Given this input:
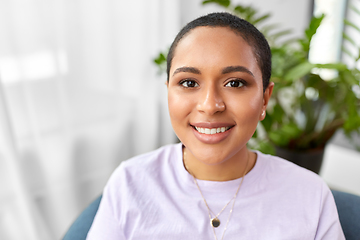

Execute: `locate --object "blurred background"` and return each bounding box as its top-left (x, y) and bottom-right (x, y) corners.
top-left (0, 0), bottom-right (359, 239)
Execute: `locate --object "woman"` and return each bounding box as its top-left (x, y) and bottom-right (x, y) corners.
top-left (87, 12), bottom-right (344, 240)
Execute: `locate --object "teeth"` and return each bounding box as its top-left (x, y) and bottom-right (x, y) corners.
top-left (195, 126), bottom-right (230, 134)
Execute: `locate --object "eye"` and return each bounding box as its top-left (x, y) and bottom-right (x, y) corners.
top-left (180, 80), bottom-right (199, 88)
top-left (225, 79), bottom-right (245, 88)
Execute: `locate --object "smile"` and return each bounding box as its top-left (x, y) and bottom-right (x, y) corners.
top-left (191, 124), bottom-right (234, 144)
top-left (194, 126), bottom-right (231, 134)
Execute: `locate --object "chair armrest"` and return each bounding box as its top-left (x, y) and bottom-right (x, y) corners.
top-left (63, 195), bottom-right (102, 240)
top-left (331, 190), bottom-right (360, 240)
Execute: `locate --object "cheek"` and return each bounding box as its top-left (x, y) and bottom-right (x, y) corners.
top-left (168, 91), bottom-right (192, 124)
top-left (227, 94), bottom-right (263, 128)
top-left (229, 92), bottom-right (263, 113)
top-left (249, 94), bottom-right (263, 110)
top-left (248, 100), bottom-right (263, 121)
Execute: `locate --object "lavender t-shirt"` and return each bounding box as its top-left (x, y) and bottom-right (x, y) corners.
top-left (87, 143), bottom-right (345, 240)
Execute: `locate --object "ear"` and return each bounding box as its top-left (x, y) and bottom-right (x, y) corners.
top-left (165, 80), bottom-right (169, 88)
top-left (259, 82), bottom-right (274, 121)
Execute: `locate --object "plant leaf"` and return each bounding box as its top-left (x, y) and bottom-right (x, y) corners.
top-left (350, 5), bottom-right (360, 16)
top-left (344, 19), bottom-right (360, 33)
top-left (252, 129), bottom-right (258, 138)
top-left (344, 115), bottom-right (360, 133)
top-left (306, 14), bottom-right (325, 41)
top-left (341, 70), bottom-right (359, 85)
top-left (244, 7), bottom-right (256, 21)
top-left (285, 61), bottom-right (314, 81)
top-left (301, 14), bottom-right (325, 52)
top-left (257, 141), bottom-right (276, 155)
top-left (342, 46), bottom-right (355, 59)
top-left (269, 123), bottom-right (302, 146)
top-left (261, 113), bottom-right (273, 131)
top-left (252, 13), bottom-right (271, 25)
top-left (153, 53), bottom-right (167, 65)
top-left (281, 37), bottom-right (300, 46)
top-left (315, 63), bottom-right (347, 71)
top-left (260, 23), bottom-right (279, 33)
top-left (270, 29), bottom-right (292, 41)
top-left (272, 104), bottom-right (285, 123)
top-left (234, 5), bottom-right (246, 14)
top-left (202, 0), bottom-right (230, 7)
top-left (343, 32), bottom-right (357, 47)
top-left (233, 5), bottom-right (258, 23)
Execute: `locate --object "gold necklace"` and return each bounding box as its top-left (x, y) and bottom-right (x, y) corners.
top-left (183, 149), bottom-right (249, 240)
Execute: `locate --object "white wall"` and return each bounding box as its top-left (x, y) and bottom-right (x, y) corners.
top-left (180, 0), bottom-right (313, 39)
top-left (321, 144), bottom-right (360, 195)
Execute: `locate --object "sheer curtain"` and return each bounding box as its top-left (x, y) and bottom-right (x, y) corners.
top-left (342, 0), bottom-right (360, 69)
top-left (0, 0), bottom-right (179, 239)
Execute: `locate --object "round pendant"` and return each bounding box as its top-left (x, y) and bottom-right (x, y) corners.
top-left (211, 217), bottom-right (221, 228)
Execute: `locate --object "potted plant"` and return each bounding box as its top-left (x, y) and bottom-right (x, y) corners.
top-left (154, 0), bottom-right (360, 173)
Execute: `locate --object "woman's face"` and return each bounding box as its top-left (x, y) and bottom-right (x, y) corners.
top-left (167, 26), bottom-right (273, 165)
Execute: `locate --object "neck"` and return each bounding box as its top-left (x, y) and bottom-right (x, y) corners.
top-left (183, 147), bottom-right (256, 181)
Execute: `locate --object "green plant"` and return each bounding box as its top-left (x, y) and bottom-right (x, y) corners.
top-left (154, 0), bottom-right (360, 154)
top-left (249, 5), bottom-right (360, 153)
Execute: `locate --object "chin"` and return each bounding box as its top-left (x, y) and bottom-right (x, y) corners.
top-left (187, 141), bottom-right (246, 165)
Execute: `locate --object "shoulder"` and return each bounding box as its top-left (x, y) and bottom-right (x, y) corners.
top-left (243, 151), bottom-right (344, 239)
top-left (252, 151), bottom-right (331, 205)
top-left (254, 151), bottom-right (340, 220)
top-left (120, 143), bottom-right (180, 171)
top-left (106, 143), bottom-right (182, 189)
top-left (256, 151), bottom-right (325, 186)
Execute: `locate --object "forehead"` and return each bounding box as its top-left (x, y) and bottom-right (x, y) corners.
top-left (170, 26), bottom-right (260, 78)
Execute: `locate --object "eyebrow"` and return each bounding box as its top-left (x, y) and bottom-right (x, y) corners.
top-left (172, 67), bottom-right (201, 76)
top-left (222, 66), bottom-right (254, 77)
top-left (172, 65), bottom-right (255, 77)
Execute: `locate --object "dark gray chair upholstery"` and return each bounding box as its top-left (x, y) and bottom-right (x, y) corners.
top-left (331, 190), bottom-right (360, 240)
top-left (63, 195), bottom-right (102, 240)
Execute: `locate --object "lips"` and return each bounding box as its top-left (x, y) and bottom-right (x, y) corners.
top-left (194, 126), bottom-right (231, 134)
top-left (190, 122), bottom-right (235, 144)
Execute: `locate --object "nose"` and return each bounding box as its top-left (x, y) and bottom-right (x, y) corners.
top-left (196, 85), bottom-right (225, 115)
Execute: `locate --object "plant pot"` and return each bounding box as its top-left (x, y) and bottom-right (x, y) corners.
top-left (275, 147), bottom-right (325, 174)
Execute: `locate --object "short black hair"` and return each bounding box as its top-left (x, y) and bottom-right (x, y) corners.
top-left (167, 12), bottom-right (271, 91)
